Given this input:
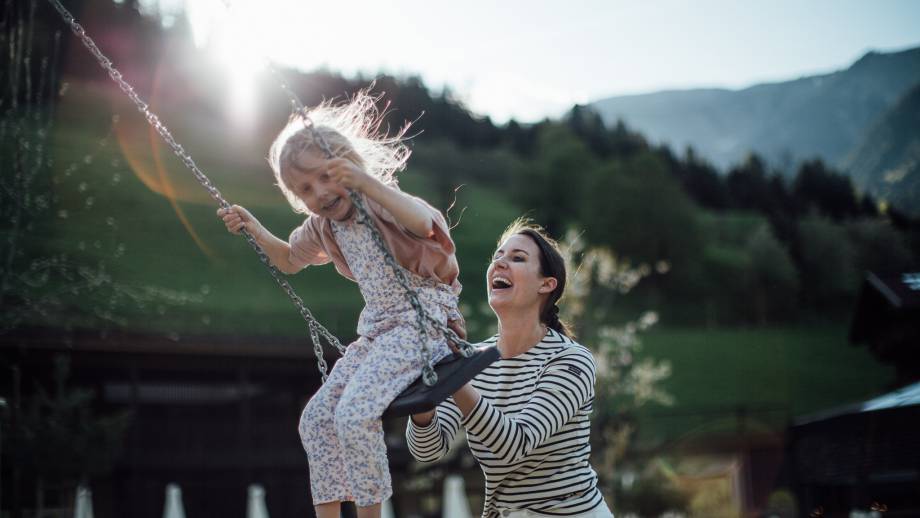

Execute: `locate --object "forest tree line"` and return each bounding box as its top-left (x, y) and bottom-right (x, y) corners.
top-left (13, 0), bottom-right (920, 328)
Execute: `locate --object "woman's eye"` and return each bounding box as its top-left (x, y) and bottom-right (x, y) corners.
top-left (512, 256), bottom-right (525, 262)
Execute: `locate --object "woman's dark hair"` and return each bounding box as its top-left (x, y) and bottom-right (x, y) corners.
top-left (497, 218), bottom-right (573, 337)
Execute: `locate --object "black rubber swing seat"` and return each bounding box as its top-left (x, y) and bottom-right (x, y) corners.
top-left (382, 346), bottom-right (501, 419)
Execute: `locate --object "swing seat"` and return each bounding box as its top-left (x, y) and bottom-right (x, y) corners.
top-left (383, 345), bottom-right (501, 419)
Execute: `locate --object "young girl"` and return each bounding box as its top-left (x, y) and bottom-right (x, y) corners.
top-left (218, 92), bottom-right (462, 518)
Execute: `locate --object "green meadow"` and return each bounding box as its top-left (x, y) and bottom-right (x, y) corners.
top-left (633, 326), bottom-right (893, 446)
top-left (25, 82), bottom-right (519, 339)
top-left (15, 81), bottom-right (895, 445)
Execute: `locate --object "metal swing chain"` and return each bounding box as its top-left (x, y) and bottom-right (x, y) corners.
top-left (291, 102), bottom-right (478, 386)
top-left (258, 56), bottom-right (478, 386)
top-left (50, 0), bottom-right (476, 386)
top-left (46, 0), bottom-right (346, 382)
top-left (214, 0), bottom-right (477, 384)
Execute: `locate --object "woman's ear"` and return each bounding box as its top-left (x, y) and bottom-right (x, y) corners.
top-left (538, 277), bottom-right (558, 294)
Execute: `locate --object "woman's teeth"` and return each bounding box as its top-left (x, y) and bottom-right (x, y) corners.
top-left (491, 277), bottom-right (512, 289)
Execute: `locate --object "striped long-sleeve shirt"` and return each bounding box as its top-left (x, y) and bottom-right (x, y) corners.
top-left (406, 329), bottom-right (605, 517)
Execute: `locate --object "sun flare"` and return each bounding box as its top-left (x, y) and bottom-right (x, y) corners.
top-left (187, 0), bottom-right (276, 127)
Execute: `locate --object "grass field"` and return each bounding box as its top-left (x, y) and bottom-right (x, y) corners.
top-left (12, 83), bottom-right (895, 453)
top-left (631, 326), bottom-right (894, 447)
top-left (14, 81), bottom-right (521, 338)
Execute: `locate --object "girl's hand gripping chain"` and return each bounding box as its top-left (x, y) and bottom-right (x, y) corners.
top-left (447, 314), bottom-right (468, 351)
top-left (326, 157), bottom-right (373, 192)
top-left (217, 206), bottom-right (299, 274)
top-left (218, 205), bottom-right (266, 239)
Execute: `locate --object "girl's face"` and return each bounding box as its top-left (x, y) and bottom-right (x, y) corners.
top-left (283, 150), bottom-right (354, 221)
top-left (487, 233), bottom-right (557, 316)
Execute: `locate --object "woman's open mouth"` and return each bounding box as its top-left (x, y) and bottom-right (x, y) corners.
top-left (490, 276), bottom-right (513, 290)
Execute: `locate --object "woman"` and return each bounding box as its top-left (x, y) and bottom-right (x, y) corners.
top-left (407, 219), bottom-right (614, 517)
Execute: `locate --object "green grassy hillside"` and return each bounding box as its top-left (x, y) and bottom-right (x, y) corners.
top-left (23, 82), bottom-right (521, 338)
top-left (10, 82), bottom-right (897, 458)
top-left (632, 326), bottom-right (893, 446)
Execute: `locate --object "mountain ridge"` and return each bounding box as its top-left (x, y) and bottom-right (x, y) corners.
top-left (843, 83), bottom-right (920, 215)
top-left (590, 46), bottom-right (920, 172)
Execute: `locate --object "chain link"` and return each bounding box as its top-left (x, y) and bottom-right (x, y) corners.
top-left (46, 0), bottom-right (345, 382)
top-left (49, 0), bottom-right (475, 387)
top-left (278, 68), bottom-right (477, 386)
top-left (215, 0), bottom-right (478, 384)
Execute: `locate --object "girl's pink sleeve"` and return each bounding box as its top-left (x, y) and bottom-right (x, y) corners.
top-left (370, 195), bottom-right (455, 254)
top-left (426, 207), bottom-right (456, 254)
top-left (288, 217), bottom-right (331, 270)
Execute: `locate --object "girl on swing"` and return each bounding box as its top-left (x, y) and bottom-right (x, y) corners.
top-left (218, 91), bottom-right (464, 518)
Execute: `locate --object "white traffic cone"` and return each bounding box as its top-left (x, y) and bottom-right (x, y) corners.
top-left (73, 485), bottom-right (94, 518)
top-left (442, 475), bottom-right (471, 518)
top-left (381, 498), bottom-right (395, 518)
top-left (246, 484), bottom-right (270, 518)
top-left (163, 483), bottom-right (186, 518)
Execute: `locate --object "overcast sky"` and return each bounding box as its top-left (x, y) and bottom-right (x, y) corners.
top-left (151, 0), bottom-right (920, 122)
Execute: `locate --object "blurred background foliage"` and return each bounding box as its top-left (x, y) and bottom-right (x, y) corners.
top-left (2, 1), bottom-right (918, 515)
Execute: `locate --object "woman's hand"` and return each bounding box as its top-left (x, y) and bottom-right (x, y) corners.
top-left (410, 409), bottom-right (435, 427)
top-left (451, 382), bottom-right (481, 418)
top-left (327, 158), bottom-right (373, 192)
top-left (217, 205), bottom-right (265, 239)
top-left (411, 315), bottom-right (467, 426)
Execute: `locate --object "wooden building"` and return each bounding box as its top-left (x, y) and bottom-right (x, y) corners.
top-left (789, 382), bottom-right (920, 517)
top-left (788, 271), bottom-right (920, 517)
top-left (1, 326), bottom-right (486, 518)
top-left (2, 326), bottom-right (330, 517)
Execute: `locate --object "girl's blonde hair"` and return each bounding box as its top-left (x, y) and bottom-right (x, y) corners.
top-left (268, 89), bottom-right (411, 214)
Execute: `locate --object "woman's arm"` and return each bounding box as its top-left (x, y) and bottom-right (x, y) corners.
top-left (457, 348), bottom-right (596, 465)
top-left (406, 401), bottom-right (464, 463)
top-left (451, 383), bottom-right (481, 416)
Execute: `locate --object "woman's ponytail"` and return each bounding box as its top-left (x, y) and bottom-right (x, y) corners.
top-left (541, 302), bottom-right (572, 337)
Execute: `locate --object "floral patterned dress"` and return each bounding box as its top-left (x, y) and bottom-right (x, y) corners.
top-left (298, 215), bottom-right (457, 507)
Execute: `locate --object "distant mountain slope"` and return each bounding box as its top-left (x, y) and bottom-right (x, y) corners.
top-left (843, 84), bottom-right (920, 215)
top-left (590, 47), bottom-right (920, 170)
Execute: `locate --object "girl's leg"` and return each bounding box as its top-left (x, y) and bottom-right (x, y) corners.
top-left (299, 338), bottom-right (371, 507)
top-left (355, 503), bottom-right (381, 518)
top-left (334, 326), bottom-right (449, 508)
top-left (314, 502), bottom-right (343, 518)
top-left (316, 500), bottom-right (381, 518)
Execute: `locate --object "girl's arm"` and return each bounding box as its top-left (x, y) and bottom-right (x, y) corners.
top-left (327, 159), bottom-right (434, 238)
top-left (217, 205), bottom-right (301, 274)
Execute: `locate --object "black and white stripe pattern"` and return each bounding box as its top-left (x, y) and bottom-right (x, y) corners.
top-left (407, 329), bottom-right (605, 517)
